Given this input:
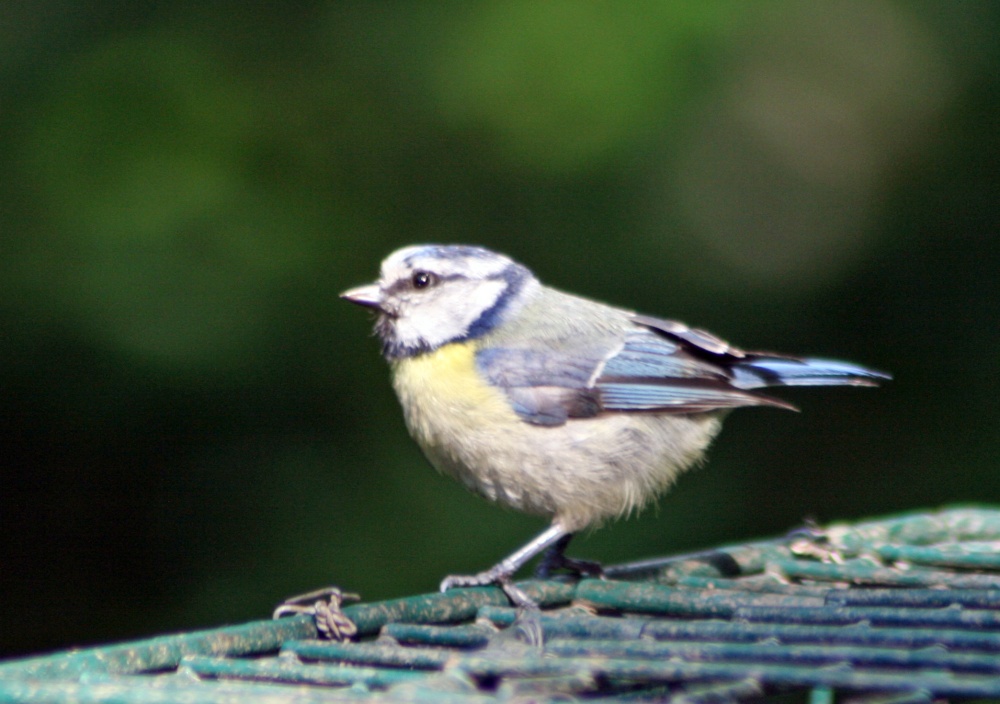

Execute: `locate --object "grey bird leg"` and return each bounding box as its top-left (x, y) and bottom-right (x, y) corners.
top-left (440, 523), bottom-right (569, 608)
top-left (534, 532), bottom-right (605, 579)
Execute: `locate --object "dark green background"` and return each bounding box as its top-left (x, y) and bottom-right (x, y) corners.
top-left (3, 2), bottom-right (998, 657)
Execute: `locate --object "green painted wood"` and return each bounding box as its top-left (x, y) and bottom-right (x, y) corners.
top-left (4, 507), bottom-right (1000, 702)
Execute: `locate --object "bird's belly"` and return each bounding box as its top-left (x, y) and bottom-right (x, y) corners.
top-left (391, 343), bottom-right (722, 531)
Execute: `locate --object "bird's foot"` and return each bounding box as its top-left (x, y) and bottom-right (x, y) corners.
top-left (441, 569), bottom-right (539, 611)
top-left (506, 601), bottom-right (543, 648)
top-left (533, 532), bottom-right (604, 580)
top-left (440, 565), bottom-right (509, 592)
top-left (441, 572), bottom-right (543, 647)
top-left (535, 553), bottom-right (604, 580)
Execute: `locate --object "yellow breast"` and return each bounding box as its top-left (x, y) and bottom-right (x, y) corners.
top-left (390, 341), bottom-right (520, 446)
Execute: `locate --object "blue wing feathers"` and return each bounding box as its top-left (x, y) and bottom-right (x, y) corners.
top-left (600, 331), bottom-right (720, 380)
top-left (599, 381), bottom-right (793, 413)
top-left (477, 318), bottom-right (888, 426)
top-left (477, 347), bottom-right (603, 425)
top-left (477, 347), bottom-right (594, 388)
top-left (595, 328), bottom-right (794, 413)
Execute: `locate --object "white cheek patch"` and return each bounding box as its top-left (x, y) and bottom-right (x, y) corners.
top-left (452, 278), bottom-right (508, 328)
top-left (396, 278), bottom-right (508, 350)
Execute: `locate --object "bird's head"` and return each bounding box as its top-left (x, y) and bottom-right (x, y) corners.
top-left (341, 244), bottom-right (536, 359)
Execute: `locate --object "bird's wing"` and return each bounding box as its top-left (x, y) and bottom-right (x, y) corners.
top-left (475, 346), bottom-right (604, 426)
top-left (593, 318), bottom-right (795, 415)
top-left (633, 314), bottom-right (890, 390)
top-left (476, 316), bottom-right (791, 427)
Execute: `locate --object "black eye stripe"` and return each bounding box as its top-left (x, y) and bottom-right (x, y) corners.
top-left (385, 269), bottom-right (508, 298)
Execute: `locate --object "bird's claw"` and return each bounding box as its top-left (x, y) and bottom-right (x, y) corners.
top-left (535, 554), bottom-right (605, 580)
top-left (440, 567), bottom-right (507, 592)
top-left (441, 570), bottom-right (540, 611)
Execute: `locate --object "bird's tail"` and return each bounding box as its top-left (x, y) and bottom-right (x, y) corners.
top-left (731, 356), bottom-right (891, 390)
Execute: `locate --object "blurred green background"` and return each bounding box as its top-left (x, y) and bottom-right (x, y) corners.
top-left (2, 1), bottom-right (998, 657)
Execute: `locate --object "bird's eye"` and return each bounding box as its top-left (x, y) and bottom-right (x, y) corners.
top-left (411, 270), bottom-right (436, 289)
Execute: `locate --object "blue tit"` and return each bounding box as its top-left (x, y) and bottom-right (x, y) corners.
top-left (342, 244), bottom-right (889, 607)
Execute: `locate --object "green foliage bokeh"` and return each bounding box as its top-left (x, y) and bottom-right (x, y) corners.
top-left (2, 1), bottom-right (999, 656)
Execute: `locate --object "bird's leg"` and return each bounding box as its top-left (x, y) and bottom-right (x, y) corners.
top-left (440, 523), bottom-right (569, 607)
top-left (534, 532), bottom-right (605, 579)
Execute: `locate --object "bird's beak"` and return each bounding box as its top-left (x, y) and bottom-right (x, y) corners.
top-left (340, 283), bottom-right (384, 311)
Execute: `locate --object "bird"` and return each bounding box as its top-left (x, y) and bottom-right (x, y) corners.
top-left (341, 244), bottom-right (889, 608)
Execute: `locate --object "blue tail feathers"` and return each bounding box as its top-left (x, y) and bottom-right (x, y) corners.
top-left (732, 357), bottom-right (891, 390)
